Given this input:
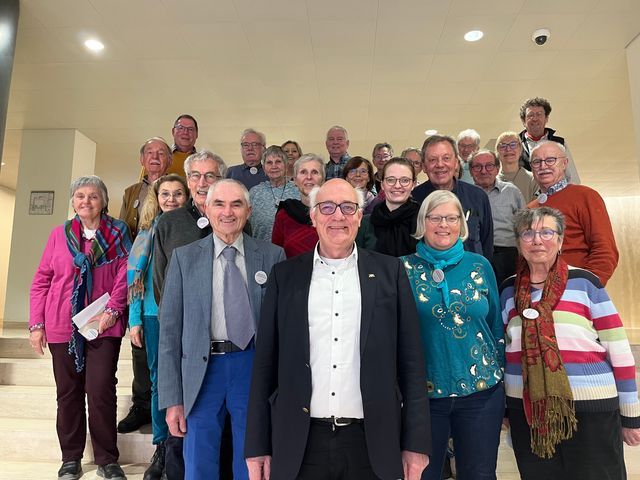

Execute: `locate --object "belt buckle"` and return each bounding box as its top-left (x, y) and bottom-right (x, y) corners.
top-left (333, 417), bottom-right (350, 427)
top-left (211, 340), bottom-right (226, 355)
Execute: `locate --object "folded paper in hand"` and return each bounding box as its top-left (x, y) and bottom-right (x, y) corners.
top-left (72, 292), bottom-right (110, 340)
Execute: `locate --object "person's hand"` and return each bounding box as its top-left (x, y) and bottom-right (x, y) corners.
top-left (502, 418), bottom-right (510, 430)
top-left (29, 329), bottom-right (47, 355)
top-left (623, 427), bottom-right (640, 446)
top-left (166, 405), bottom-right (187, 437)
top-left (130, 326), bottom-right (143, 348)
top-left (402, 450), bottom-right (429, 480)
top-left (94, 311), bottom-right (117, 334)
top-left (246, 455), bottom-right (271, 480)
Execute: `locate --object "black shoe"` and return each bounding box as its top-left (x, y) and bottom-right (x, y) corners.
top-left (117, 405), bottom-right (151, 433)
top-left (143, 442), bottom-right (166, 480)
top-left (58, 460), bottom-right (82, 480)
top-left (97, 463), bottom-right (127, 480)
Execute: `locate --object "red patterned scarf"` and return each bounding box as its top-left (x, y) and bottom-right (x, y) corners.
top-left (514, 256), bottom-right (577, 458)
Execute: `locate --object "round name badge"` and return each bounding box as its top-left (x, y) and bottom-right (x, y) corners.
top-left (197, 217), bottom-right (210, 229)
top-left (250, 167), bottom-right (258, 175)
top-left (431, 268), bottom-right (445, 283)
top-left (522, 308), bottom-right (539, 320)
top-left (133, 199), bottom-right (140, 209)
top-left (254, 271), bottom-right (268, 285)
top-left (537, 193), bottom-right (548, 204)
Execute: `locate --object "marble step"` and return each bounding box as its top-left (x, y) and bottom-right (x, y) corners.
top-left (0, 461), bottom-right (149, 480)
top-left (0, 417), bottom-right (155, 463)
top-left (0, 357), bottom-right (135, 387)
top-left (0, 385), bottom-right (134, 420)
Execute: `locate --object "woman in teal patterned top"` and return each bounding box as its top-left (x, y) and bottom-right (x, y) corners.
top-left (401, 190), bottom-right (505, 480)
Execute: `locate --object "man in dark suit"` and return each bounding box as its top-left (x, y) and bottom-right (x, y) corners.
top-left (158, 179), bottom-right (285, 479)
top-left (245, 179), bottom-right (431, 480)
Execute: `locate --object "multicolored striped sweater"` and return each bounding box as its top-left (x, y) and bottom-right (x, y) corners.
top-left (500, 267), bottom-right (640, 428)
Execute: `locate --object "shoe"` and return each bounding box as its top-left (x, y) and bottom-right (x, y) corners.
top-left (97, 463), bottom-right (127, 480)
top-left (58, 460), bottom-right (82, 480)
top-left (143, 442), bottom-right (166, 480)
top-left (117, 405), bottom-right (151, 433)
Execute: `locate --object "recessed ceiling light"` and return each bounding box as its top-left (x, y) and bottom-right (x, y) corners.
top-left (424, 129), bottom-right (438, 136)
top-left (464, 30), bottom-right (483, 42)
top-left (1, 162), bottom-right (6, 166)
top-left (84, 39), bottom-right (104, 52)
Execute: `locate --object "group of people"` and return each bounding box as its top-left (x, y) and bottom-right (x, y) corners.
top-left (27, 96), bottom-right (639, 480)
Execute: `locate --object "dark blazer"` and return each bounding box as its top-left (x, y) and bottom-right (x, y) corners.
top-left (245, 247), bottom-right (431, 480)
top-left (157, 233), bottom-right (285, 416)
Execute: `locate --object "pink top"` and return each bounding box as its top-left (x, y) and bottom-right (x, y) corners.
top-left (30, 225), bottom-right (128, 343)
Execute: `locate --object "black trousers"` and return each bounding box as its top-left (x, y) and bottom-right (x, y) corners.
top-left (296, 421), bottom-right (380, 480)
top-left (131, 341), bottom-right (152, 409)
top-left (509, 407), bottom-right (626, 480)
top-left (491, 246), bottom-right (519, 287)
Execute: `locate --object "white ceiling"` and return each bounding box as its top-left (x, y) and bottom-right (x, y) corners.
top-left (2, 0), bottom-right (640, 206)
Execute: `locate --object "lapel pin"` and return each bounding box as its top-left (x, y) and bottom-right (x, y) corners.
top-left (368, 273), bottom-right (375, 278)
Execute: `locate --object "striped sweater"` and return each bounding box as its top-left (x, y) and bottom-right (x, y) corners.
top-left (500, 267), bottom-right (640, 428)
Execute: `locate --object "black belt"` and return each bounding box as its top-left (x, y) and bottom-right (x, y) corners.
top-left (210, 340), bottom-right (245, 355)
top-left (311, 417), bottom-right (364, 430)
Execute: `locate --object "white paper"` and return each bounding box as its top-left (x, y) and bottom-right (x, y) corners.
top-left (72, 292), bottom-right (110, 340)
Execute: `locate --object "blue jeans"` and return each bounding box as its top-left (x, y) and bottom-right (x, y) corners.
top-left (183, 348), bottom-right (254, 480)
top-left (142, 315), bottom-right (169, 445)
top-left (422, 382), bottom-right (505, 480)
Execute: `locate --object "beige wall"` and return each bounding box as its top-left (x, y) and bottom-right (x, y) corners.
top-left (0, 187), bottom-right (15, 321)
top-left (627, 34), bottom-right (640, 169)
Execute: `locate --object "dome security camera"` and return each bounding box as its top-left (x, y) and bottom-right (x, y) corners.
top-left (532, 28), bottom-right (550, 46)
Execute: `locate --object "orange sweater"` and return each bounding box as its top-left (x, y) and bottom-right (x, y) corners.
top-left (528, 184), bottom-right (618, 285)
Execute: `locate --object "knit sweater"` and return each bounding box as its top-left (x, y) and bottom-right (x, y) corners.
top-left (528, 184), bottom-right (619, 286)
top-left (271, 207), bottom-right (318, 258)
top-left (500, 267), bottom-right (640, 428)
top-left (248, 181), bottom-right (300, 241)
top-left (401, 251), bottom-right (504, 399)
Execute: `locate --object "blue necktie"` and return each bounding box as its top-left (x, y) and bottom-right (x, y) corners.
top-left (221, 246), bottom-right (254, 349)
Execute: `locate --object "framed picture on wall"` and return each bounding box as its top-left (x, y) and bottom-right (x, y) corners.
top-left (29, 190), bottom-right (55, 215)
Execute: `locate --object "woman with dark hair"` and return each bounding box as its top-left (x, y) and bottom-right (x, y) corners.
top-left (281, 140), bottom-right (303, 179)
top-left (500, 207), bottom-right (640, 480)
top-left (356, 157), bottom-right (420, 256)
top-left (341, 156), bottom-right (377, 214)
top-left (127, 174), bottom-right (189, 480)
top-left (272, 153), bottom-right (324, 257)
top-left (30, 175), bottom-right (131, 480)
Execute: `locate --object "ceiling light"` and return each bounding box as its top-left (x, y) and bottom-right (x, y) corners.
top-left (464, 30), bottom-right (483, 42)
top-left (84, 39), bottom-right (104, 52)
top-left (424, 129), bottom-right (438, 136)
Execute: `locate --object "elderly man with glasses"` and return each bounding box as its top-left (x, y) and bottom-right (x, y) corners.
top-left (469, 150), bottom-right (526, 285)
top-left (527, 141), bottom-right (618, 286)
top-left (245, 178), bottom-right (431, 480)
top-left (226, 128), bottom-right (269, 190)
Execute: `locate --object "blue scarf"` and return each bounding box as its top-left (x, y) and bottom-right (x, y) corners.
top-left (415, 238), bottom-right (465, 307)
top-left (65, 214), bottom-right (131, 372)
top-left (127, 217), bottom-right (159, 304)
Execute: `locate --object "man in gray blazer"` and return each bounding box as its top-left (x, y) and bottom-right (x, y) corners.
top-left (158, 179), bottom-right (285, 480)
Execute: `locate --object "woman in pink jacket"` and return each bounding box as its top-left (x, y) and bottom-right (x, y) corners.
top-left (29, 175), bottom-right (131, 480)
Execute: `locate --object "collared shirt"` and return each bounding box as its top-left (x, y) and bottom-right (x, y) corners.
top-left (484, 180), bottom-right (525, 247)
top-left (325, 154), bottom-right (351, 180)
top-left (308, 244), bottom-right (363, 418)
top-left (211, 234), bottom-right (248, 341)
top-left (226, 164), bottom-right (268, 191)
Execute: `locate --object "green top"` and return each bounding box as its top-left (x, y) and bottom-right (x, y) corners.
top-left (401, 251), bottom-right (504, 398)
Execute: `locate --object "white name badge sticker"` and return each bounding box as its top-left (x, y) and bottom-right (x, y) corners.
top-left (250, 167), bottom-right (258, 175)
top-left (255, 271), bottom-right (268, 285)
top-left (522, 308), bottom-right (539, 319)
top-left (197, 217), bottom-right (210, 229)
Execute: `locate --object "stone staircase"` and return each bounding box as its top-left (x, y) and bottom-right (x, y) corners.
top-left (0, 322), bottom-right (154, 479)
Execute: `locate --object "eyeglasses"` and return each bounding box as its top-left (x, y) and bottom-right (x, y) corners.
top-left (174, 124), bottom-right (196, 133)
top-left (519, 228), bottom-right (558, 243)
top-left (347, 168), bottom-right (369, 177)
top-left (530, 156), bottom-right (564, 168)
top-left (314, 201), bottom-right (360, 216)
top-left (525, 111), bottom-right (546, 119)
top-left (159, 191), bottom-right (185, 200)
top-left (497, 141), bottom-right (519, 151)
top-left (241, 142), bottom-right (264, 149)
top-left (426, 215), bottom-right (461, 225)
top-left (470, 163), bottom-right (497, 173)
top-left (384, 176), bottom-right (413, 187)
top-left (188, 171), bottom-right (222, 183)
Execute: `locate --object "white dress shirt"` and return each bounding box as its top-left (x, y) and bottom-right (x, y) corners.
top-left (308, 244), bottom-right (363, 419)
top-left (211, 234), bottom-right (248, 341)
